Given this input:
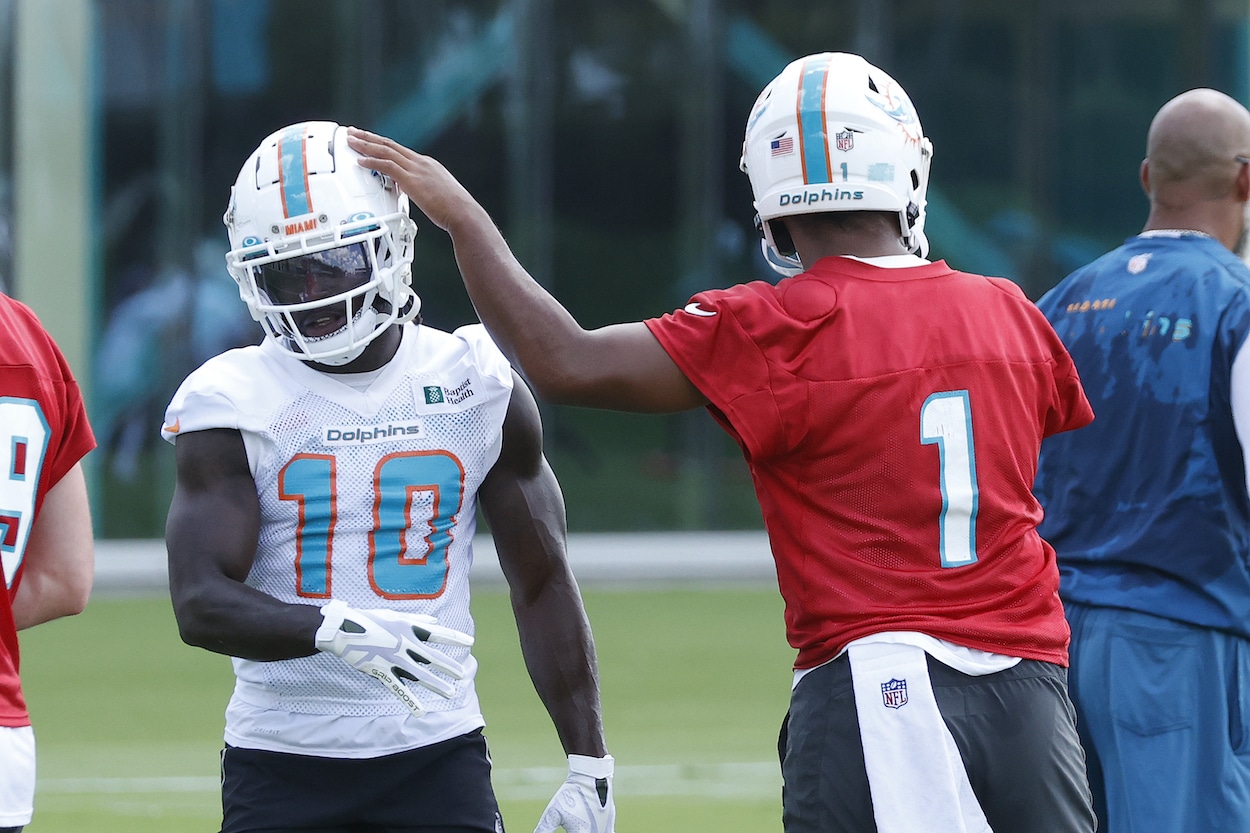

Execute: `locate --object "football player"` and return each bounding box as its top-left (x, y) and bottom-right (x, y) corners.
top-left (349, 52), bottom-right (1097, 833)
top-left (163, 121), bottom-right (614, 833)
top-left (0, 294), bottom-right (95, 833)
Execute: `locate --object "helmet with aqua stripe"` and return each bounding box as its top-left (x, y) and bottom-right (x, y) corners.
top-left (740, 53), bottom-right (933, 276)
top-left (223, 121), bottom-right (419, 366)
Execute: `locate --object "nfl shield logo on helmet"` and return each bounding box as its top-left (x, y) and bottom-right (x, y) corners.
top-left (835, 129), bottom-right (855, 151)
top-left (881, 678), bottom-right (908, 709)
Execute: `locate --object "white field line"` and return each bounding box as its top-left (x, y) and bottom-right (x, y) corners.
top-left (39, 761), bottom-right (781, 800)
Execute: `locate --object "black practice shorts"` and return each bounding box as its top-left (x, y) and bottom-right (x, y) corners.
top-left (779, 653), bottom-right (1095, 833)
top-left (220, 728), bottom-right (504, 833)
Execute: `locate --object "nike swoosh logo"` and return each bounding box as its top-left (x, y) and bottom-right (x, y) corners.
top-left (683, 302), bottom-right (716, 317)
top-left (162, 418), bottom-right (181, 434)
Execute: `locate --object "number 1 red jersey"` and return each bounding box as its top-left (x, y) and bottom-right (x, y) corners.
top-left (645, 256), bottom-right (1092, 669)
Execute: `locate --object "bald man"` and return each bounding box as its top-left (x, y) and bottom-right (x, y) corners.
top-left (1034, 87), bottom-right (1250, 833)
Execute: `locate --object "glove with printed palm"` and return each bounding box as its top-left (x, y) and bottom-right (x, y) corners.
top-left (314, 599), bottom-right (474, 717)
top-left (534, 754), bottom-right (616, 833)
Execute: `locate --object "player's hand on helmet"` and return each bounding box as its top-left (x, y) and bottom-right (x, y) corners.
top-left (534, 754), bottom-right (616, 833)
top-left (345, 127), bottom-right (476, 233)
top-left (314, 599), bottom-right (474, 717)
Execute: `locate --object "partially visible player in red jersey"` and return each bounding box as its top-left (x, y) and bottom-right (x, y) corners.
top-left (0, 293), bottom-right (95, 832)
top-left (349, 52), bottom-right (1096, 833)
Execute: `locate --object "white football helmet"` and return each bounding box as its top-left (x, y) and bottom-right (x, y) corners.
top-left (223, 120), bottom-right (419, 366)
top-left (740, 52), bottom-right (934, 276)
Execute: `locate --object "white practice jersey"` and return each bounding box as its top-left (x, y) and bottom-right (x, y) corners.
top-left (162, 323), bottom-right (513, 757)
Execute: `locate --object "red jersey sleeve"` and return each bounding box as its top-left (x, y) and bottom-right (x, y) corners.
top-left (645, 284), bottom-right (801, 460)
top-left (1046, 339), bottom-right (1095, 437)
top-left (987, 277), bottom-right (1094, 438)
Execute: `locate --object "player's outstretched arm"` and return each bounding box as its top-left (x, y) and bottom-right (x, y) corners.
top-left (12, 462), bottom-right (93, 629)
top-left (347, 127), bottom-right (704, 415)
top-left (479, 375), bottom-right (616, 831)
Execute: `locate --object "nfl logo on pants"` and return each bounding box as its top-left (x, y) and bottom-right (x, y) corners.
top-left (881, 678), bottom-right (908, 709)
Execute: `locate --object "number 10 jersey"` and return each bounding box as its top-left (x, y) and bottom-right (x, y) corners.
top-left (162, 322), bottom-right (513, 757)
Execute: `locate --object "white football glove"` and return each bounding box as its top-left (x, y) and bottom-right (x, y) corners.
top-left (314, 599), bottom-right (474, 717)
top-left (534, 754), bottom-right (616, 833)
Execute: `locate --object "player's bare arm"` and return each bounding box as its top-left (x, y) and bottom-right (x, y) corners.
top-left (478, 373), bottom-right (608, 758)
top-left (347, 127), bottom-right (706, 414)
top-left (166, 427), bottom-right (324, 659)
top-left (11, 462), bottom-right (93, 629)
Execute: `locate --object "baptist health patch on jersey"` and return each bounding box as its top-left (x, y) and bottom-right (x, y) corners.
top-left (413, 368), bottom-right (485, 413)
top-left (320, 365), bottom-right (491, 443)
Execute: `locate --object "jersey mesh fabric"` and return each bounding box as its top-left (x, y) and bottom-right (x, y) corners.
top-left (646, 257), bottom-right (1092, 670)
top-left (0, 296), bottom-right (96, 727)
top-left (163, 323), bottom-right (511, 752)
top-left (244, 387), bottom-right (490, 716)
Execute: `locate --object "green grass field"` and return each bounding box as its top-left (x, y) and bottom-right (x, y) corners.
top-left (19, 584), bottom-right (793, 832)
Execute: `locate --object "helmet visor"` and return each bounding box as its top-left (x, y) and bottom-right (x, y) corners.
top-left (256, 242), bottom-right (373, 307)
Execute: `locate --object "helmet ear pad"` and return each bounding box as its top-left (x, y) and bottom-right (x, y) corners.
top-left (768, 219), bottom-right (797, 259)
top-left (753, 213), bottom-right (804, 277)
top-left (754, 213), bottom-right (797, 258)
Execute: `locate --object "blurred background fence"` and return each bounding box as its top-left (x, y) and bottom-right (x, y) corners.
top-left (3, 0), bottom-right (1249, 545)
top-left (91, 531), bottom-right (777, 595)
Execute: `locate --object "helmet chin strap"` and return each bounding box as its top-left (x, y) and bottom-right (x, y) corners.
top-left (312, 341), bottom-right (370, 367)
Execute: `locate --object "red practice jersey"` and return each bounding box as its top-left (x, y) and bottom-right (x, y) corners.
top-left (0, 295), bottom-right (95, 726)
top-left (646, 257), bottom-right (1092, 669)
